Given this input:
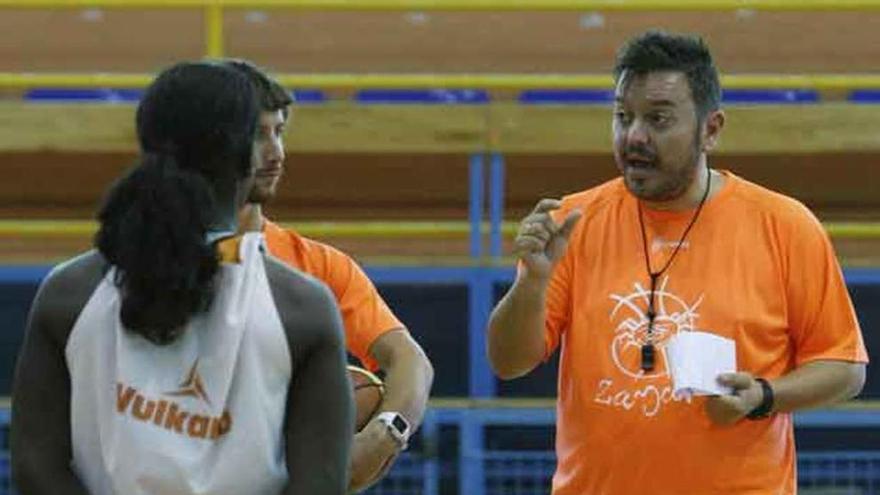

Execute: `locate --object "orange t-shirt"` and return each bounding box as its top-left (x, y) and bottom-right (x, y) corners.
top-left (263, 220), bottom-right (405, 370)
top-left (543, 171), bottom-right (868, 495)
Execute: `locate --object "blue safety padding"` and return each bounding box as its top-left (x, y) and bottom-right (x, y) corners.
top-left (25, 88), bottom-right (143, 102)
top-left (354, 89), bottom-right (490, 104)
top-left (112, 89), bottom-right (145, 101)
top-left (519, 89), bottom-right (819, 105)
top-left (721, 89), bottom-right (819, 104)
top-left (22, 87), bottom-right (822, 105)
top-left (519, 89), bottom-right (614, 104)
top-left (291, 89), bottom-right (325, 104)
top-left (849, 90), bottom-right (880, 103)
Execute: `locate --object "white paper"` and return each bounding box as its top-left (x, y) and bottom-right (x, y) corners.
top-left (666, 331), bottom-right (736, 398)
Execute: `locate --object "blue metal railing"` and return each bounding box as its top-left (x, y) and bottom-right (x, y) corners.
top-left (2, 406), bottom-right (878, 495)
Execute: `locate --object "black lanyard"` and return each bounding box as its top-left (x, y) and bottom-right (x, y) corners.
top-left (636, 167), bottom-right (712, 372)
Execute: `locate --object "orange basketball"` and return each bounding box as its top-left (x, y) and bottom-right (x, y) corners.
top-left (348, 365), bottom-right (385, 431)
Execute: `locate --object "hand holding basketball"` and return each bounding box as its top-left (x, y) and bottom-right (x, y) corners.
top-left (347, 365), bottom-right (401, 493)
top-left (348, 365), bottom-right (384, 431)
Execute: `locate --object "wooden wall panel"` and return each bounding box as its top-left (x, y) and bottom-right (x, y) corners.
top-left (1, 149), bottom-right (877, 263)
top-left (0, 9), bottom-right (204, 72)
top-left (503, 153), bottom-right (880, 220)
top-left (224, 11), bottom-right (880, 74)
top-left (4, 103), bottom-right (880, 154)
top-left (1, 9), bottom-right (879, 74)
top-left (1, 151), bottom-right (877, 221)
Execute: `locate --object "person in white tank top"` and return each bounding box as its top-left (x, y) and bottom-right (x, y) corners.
top-left (11, 61), bottom-right (354, 495)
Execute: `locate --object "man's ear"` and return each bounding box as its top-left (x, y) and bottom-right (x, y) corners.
top-left (701, 109), bottom-right (726, 152)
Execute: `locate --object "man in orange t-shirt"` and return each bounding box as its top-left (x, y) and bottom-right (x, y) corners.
top-left (226, 60), bottom-right (434, 493)
top-left (488, 32), bottom-right (868, 495)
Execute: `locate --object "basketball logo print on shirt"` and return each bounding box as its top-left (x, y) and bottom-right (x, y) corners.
top-left (609, 276), bottom-right (703, 379)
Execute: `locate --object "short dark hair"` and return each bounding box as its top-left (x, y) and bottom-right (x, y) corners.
top-left (613, 31), bottom-right (721, 118)
top-left (223, 59), bottom-right (293, 118)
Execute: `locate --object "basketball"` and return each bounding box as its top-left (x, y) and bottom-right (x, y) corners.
top-left (348, 365), bottom-right (385, 431)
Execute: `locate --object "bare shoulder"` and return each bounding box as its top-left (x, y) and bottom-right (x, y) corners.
top-left (31, 250), bottom-right (107, 344)
top-left (263, 254), bottom-right (336, 312)
top-left (263, 255), bottom-right (343, 350)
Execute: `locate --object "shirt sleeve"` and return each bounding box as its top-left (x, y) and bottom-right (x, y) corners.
top-left (311, 243), bottom-right (405, 371)
top-left (541, 206), bottom-right (577, 360)
top-left (784, 205), bottom-right (868, 366)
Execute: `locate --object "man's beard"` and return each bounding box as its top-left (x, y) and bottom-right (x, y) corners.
top-left (625, 130), bottom-right (703, 202)
top-left (634, 157), bottom-right (698, 202)
top-left (247, 185), bottom-right (273, 204)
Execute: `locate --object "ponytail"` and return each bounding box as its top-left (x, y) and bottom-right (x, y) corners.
top-left (96, 152), bottom-right (219, 344)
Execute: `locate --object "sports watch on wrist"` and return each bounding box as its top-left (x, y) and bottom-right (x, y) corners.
top-left (746, 377), bottom-right (775, 420)
top-left (376, 411), bottom-right (411, 449)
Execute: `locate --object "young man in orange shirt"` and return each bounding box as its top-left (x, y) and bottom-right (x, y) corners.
top-left (488, 31), bottom-right (867, 494)
top-left (226, 60), bottom-right (434, 493)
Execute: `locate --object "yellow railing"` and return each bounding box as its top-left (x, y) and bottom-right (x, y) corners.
top-left (2, 0), bottom-right (880, 90)
top-left (4, 72), bottom-right (880, 90)
top-left (0, 220), bottom-right (470, 238)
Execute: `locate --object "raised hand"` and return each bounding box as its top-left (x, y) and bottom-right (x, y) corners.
top-left (513, 199), bottom-right (583, 281)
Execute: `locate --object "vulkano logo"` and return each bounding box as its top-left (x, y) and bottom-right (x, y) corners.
top-left (165, 359), bottom-right (213, 406)
top-left (116, 359), bottom-right (232, 440)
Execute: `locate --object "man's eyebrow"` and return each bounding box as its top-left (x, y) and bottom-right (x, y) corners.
top-left (645, 98), bottom-right (677, 107)
top-left (613, 97), bottom-right (677, 107)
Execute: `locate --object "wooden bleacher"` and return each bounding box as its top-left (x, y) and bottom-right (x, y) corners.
top-left (2, 6), bottom-right (880, 263)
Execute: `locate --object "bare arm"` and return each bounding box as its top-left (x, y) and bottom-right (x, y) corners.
top-left (348, 330), bottom-right (434, 493)
top-left (488, 275), bottom-right (553, 379)
top-left (771, 360), bottom-right (865, 411)
top-left (12, 257), bottom-right (99, 494)
top-left (369, 329), bottom-right (433, 429)
top-left (487, 199), bottom-right (582, 380)
top-left (280, 279), bottom-right (354, 495)
top-left (707, 360), bottom-right (866, 425)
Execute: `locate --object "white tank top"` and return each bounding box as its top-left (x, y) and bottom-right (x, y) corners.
top-left (66, 233), bottom-right (291, 495)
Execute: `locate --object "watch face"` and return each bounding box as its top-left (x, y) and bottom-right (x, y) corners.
top-left (391, 415), bottom-right (408, 434)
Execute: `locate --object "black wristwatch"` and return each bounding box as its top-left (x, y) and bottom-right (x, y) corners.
top-left (746, 377), bottom-right (775, 420)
